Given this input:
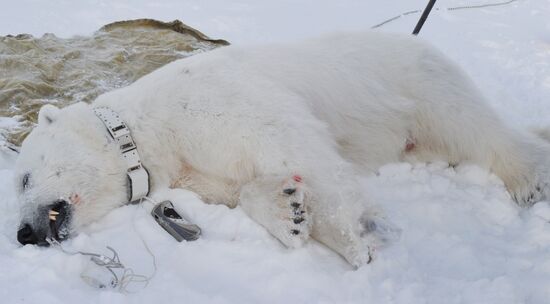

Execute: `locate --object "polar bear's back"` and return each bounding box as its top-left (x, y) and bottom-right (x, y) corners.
top-left (94, 31), bottom-right (475, 172)
top-left (101, 30), bottom-right (445, 118)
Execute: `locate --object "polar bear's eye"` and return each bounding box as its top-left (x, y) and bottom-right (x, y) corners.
top-left (22, 173), bottom-right (30, 191)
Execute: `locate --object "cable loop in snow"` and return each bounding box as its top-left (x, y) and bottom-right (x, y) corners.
top-left (46, 203), bottom-right (158, 293)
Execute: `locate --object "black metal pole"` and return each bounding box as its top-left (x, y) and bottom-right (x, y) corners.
top-left (412, 0), bottom-right (437, 35)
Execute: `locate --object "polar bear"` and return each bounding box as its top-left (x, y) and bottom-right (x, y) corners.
top-left (14, 31), bottom-right (550, 267)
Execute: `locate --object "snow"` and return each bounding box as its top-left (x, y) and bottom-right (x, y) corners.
top-left (1, 0), bottom-right (550, 303)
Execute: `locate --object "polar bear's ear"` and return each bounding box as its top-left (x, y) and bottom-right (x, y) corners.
top-left (38, 104), bottom-right (60, 125)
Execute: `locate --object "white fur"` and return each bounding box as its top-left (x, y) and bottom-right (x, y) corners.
top-left (15, 31), bottom-right (550, 267)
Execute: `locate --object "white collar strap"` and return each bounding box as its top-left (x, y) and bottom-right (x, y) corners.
top-left (93, 107), bottom-right (150, 204)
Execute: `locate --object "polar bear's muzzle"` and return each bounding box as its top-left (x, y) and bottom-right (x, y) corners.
top-left (17, 200), bottom-right (72, 246)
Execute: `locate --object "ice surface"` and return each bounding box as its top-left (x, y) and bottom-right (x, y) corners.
top-left (0, 19), bottom-right (227, 145)
top-left (0, 1), bottom-right (549, 303)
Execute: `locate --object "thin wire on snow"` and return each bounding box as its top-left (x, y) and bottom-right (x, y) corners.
top-left (371, 0), bottom-right (519, 29)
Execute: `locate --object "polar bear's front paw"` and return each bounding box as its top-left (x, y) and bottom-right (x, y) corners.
top-left (279, 175), bottom-right (311, 247)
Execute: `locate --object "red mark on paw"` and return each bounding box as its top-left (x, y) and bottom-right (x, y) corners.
top-left (293, 175), bottom-right (302, 183)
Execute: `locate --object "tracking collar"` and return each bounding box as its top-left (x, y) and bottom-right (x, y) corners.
top-left (93, 107), bottom-right (150, 204)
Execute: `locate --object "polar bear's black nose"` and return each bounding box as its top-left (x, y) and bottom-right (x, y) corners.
top-left (17, 224), bottom-right (38, 245)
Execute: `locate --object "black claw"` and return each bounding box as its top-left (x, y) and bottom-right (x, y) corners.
top-left (290, 202), bottom-right (300, 208)
top-left (291, 229), bottom-right (300, 235)
top-left (283, 188), bottom-right (297, 195)
top-left (293, 217), bottom-right (305, 224)
top-left (367, 254), bottom-right (373, 264)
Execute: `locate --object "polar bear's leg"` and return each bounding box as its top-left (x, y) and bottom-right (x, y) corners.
top-left (239, 174), bottom-right (311, 248)
top-left (403, 50), bottom-right (550, 206)
top-left (411, 123), bottom-right (550, 206)
top-left (239, 172), bottom-right (389, 267)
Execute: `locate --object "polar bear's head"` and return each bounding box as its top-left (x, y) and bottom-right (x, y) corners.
top-left (15, 103), bottom-right (129, 245)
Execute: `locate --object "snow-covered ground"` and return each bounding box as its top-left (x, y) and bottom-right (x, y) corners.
top-left (1, 0), bottom-right (550, 303)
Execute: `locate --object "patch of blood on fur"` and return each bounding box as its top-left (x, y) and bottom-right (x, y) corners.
top-left (405, 138), bottom-right (416, 152)
top-left (293, 175), bottom-right (302, 183)
top-left (69, 193), bottom-right (81, 205)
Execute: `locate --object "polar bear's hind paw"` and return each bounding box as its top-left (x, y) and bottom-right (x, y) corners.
top-left (512, 183), bottom-right (545, 207)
